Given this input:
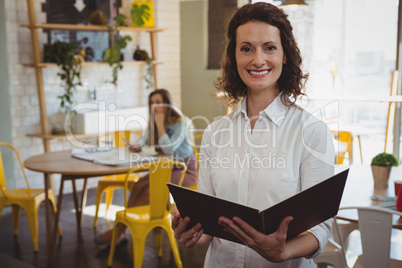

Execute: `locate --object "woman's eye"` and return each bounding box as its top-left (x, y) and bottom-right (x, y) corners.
top-left (266, 46), bottom-right (277, 52)
top-left (240, 46), bottom-right (252, 52)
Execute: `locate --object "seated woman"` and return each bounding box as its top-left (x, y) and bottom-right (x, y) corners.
top-left (95, 88), bottom-right (197, 245)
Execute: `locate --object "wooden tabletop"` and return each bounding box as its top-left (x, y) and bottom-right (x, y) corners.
top-left (23, 149), bottom-right (171, 262)
top-left (336, 165), bottom-right (402, 229)
top-left (24, 149), bottom-right (163, 178)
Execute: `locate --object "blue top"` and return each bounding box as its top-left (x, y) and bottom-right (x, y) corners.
top-left (140, 116), bottom-right (194, 160)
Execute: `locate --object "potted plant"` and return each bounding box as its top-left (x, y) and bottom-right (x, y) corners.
top-left (102, 14), bottom-right (133, 85)
top-left (133, 45), bottom-right (153, 90)
top-left (371, 152), bottom-right (399, 188)
top-left (44, 41), bottom-right (84, 111)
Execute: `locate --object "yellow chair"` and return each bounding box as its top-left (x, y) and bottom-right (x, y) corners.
top-left (332, 130), bottom-right (354, 165)
top-left (93, 130), bottom-right (142, 228)
top-left (108, 160), bottom-right (187, 268)
top-left (187, 133), bottom-right (203, 191)
top-left (0, 142), bottom-right (62, 252)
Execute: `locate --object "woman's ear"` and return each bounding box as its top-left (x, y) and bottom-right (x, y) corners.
top-left (283, 54), bottom-right (287, 64)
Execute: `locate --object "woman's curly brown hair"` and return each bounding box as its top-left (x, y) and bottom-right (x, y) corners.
top-left (215, 2), bottom-right (308, 107)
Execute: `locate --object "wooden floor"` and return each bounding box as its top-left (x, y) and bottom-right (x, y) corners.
top-left (2, 186), bottom-right (402, 268)
top-left (0, 187), bottom-right (209, 268)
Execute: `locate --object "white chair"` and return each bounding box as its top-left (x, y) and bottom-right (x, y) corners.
top-left (340, 206), bottom-right (402, 268)
top-left (314, 217), bottom-right (349, 268)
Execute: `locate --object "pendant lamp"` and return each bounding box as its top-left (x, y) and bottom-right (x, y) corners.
top-left (280, 0), bottom-right (308, 6)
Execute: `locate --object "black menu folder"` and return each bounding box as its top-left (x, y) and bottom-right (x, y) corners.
top-left (167, 169), bottom-right (349, 244)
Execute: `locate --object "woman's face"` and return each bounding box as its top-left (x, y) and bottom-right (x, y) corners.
top-left (235, 21), bottom-right (286, 94)
top-left (150, 93), bottom-right (166, 113)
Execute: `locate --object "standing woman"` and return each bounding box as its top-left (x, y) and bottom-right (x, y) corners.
top-left (172, 3), bottom-right (335, 267)
top-left (95, 89), bottom-right (197, 245)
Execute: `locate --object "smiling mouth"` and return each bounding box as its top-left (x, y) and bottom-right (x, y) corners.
top-left (248, 69), bottom-right (271, 76)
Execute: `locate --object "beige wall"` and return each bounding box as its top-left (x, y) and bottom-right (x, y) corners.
top-left (180, 0), bottom-right (225, 134)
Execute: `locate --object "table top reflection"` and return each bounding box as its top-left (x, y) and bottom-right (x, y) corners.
top-left (336, 165), bottom-right (402, 229)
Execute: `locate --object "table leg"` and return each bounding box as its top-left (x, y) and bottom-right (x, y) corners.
top-left (43, 174), bottom-right (51, 260)
top-left (49, 176), bottom-right (65, 261)
top-left (71, 180), bottom-right (80, 230)
top-left (71, 178), bottom-right (89, 230)
top-left (80, 178), bottom-right (88, 223)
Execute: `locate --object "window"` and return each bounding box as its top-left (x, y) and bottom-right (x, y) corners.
top-left (253, 0), bottom-right (399, 163)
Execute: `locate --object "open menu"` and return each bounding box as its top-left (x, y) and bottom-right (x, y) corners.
top-left (168, 169), bottom-right (349, 244)
top-left (71, 148), bottom-right (158, 166)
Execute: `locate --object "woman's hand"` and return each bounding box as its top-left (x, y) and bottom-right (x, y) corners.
top-left (154, 111), bottom-right (165, 128)
top-left (153, 110), bottom-right (166, 139)
top-left (128, 143), bottom-right (141, 153)
top-left (218, 215), bottom-right (294, 263)
top-left (172, 209), bottom-right (204, 248)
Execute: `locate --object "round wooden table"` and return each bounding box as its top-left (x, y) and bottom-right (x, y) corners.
top-left (24, 150), bottom-right (135, 177)
top-left (24, 149), bottom-right (165, 262)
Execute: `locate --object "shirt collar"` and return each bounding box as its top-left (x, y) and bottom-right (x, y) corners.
top-left (261, 93), bottom-right (289, 127)
top-left (232, 93), bottom-right (289, 127)
top-left (231, 97), bottom-right (246, 119)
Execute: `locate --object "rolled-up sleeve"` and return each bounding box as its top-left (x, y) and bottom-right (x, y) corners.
top-left (306, 218), bottom-right (332, 258)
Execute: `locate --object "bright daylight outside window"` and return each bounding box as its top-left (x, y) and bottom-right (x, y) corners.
top-left (253, 0), bottom-right (399, 164)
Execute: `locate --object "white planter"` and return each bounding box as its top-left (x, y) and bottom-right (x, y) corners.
top-left (48, 111), bottom-right (69, 134)
top-left (371, 165), bottom-right (391, 189)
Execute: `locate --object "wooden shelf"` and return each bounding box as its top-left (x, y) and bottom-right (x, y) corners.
top-left (24, 0), bottom-right (163, 147)
top-left (23, 60), bottom-right (163, 68)
top-left (27, 133), bottom-right (98, 140)
top-left (21, 23), bottom-right (166, 32)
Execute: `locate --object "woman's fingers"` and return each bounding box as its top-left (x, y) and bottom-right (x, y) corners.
top-left (184, 228), bottom-right (204, 248)
top-left (276, 216), bottom-right (293, 239)
top-left (128, 143), bottom-right (141, 152)
top-left (172, 214), bottom-right (203, 246)
top-left (231, 216), bottom-right (261, 244)
top-left (173, 216), bottom-right (190, 237)
top-left (218, 215), bottom-right (294, 248)
top-left (171, 210), bottom-right (181, 230)
top-left (177, 222), bottom-right (202, 244)
top-left (219, 216), bottom-right (249, 244)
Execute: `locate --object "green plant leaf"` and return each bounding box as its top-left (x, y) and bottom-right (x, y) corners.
top-left (130, 4), bottom-right (151, 26)
top-left (115, 14), bottom-right (128, 27)
top-left (103, 48), bottom-right (111, 62)
top-left (371, 152), bottom-right (399, 167)
top-left (117, 35), bottom-right (133, 49)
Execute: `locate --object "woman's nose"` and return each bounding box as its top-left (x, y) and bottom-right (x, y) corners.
top-left (252, 50), bottom-right (265, 67)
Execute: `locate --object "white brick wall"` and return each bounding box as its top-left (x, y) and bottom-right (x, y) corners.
top-left (4, 0), bottom-right (181, 193)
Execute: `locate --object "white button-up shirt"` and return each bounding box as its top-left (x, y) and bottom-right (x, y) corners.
top-left (198, 95), bottom-right (335, 268)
